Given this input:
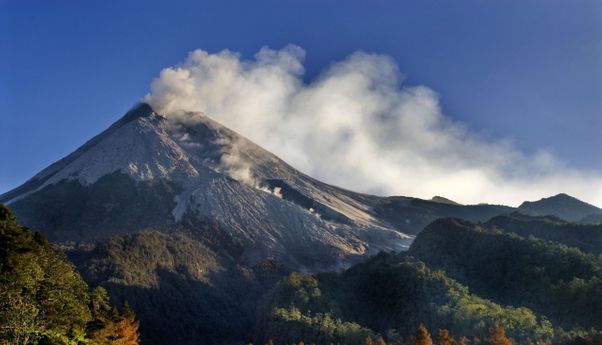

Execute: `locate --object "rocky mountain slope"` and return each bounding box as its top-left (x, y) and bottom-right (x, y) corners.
top-left (2, 103), bottom-right (538, 271)
top-left (2, 103), bottom-right (413, 271)
top-left (518, 193), bottom-right (602, 223)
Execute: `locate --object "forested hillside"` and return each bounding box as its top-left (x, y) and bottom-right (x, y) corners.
top-left (409, 218), bottom-right (602, 329)
top-left (484, 212), bottom-right (602, 255)
top-left (254, 215), bottom-right (602, 345)
top-left (255, 252), bottom-right (552, 345)
top-left (0, 204), bottom-right (139, 345)
top-left (69, 223), bottom-right (289, 345)
top-left (3, 200), bottom-right (602, 345)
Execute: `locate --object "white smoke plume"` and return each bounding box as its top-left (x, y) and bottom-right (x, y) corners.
top-left (216, 136), bottom-right (283, 198)
top-left (216, 137), bottom-right (256, 186)
top-left (145, 45), bottom-right (602, 207)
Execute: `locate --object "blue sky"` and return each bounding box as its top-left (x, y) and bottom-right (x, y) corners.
top-left (1, 0), bottom-right (601, 197)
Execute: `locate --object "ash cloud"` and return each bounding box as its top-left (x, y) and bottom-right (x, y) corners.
top-left (145, 45), bottom-right (602, 207)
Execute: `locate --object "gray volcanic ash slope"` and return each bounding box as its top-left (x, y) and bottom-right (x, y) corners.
top-left (5, 104), bottom-right (598, 270)
top-left (2, 103), bottom-right (411, 271)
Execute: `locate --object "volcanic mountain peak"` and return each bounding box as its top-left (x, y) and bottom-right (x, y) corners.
top-left (7, 103), bottom-right (598, 271)
top-left (4, 103), bottom-right (288, 204)
top-left (1, 105), bottom-right (195, 203)
top-left (2, 103), bottom-right (412, 270)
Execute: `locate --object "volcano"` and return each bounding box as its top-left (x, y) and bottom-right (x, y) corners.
top-left (2, 103), bottom-right (415, 271)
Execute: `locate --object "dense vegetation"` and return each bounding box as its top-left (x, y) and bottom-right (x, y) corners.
top-left (69, 222), bottom-right (288, 345)
top-left (0, 204), bottom-right (139, 345)
top-left (3, 197), bottom-right (601, 345)
top-left (409, 218), bottom-right (602, 330)
top-left (255, 253), bottom-right (553, 345)
top-left (255, 215), bottom-right (602, 345)
top-left (257, 323), bottom-right (602, 345)
top-left (484, 213), bottom-right (602, 255)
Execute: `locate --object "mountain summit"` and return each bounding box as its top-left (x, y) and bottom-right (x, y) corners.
top-left (4, 104), bottom-right (600, 272)
top-left (518, 193), bottom-right (602, 223)
top-left (2, 103), bottom-right (412, 270)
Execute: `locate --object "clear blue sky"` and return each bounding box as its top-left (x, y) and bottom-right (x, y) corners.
top-left (1, 0), bottom-right (601, 194)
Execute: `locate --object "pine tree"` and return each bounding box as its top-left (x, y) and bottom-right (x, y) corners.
top-left (485, 325), bottom-right (513, 345)
top-left (456, 336), bottom-right (469, 345)
top-left (412, 324), bottom-right (433, 345)
top-left (114, 306), bottom-right (140, 345)
top-left (87, 305), bottom-right (140, 345)
top-left (438, 330), bottom-right (454, 345)
top-left (375, 336), bottom-right (387, 345)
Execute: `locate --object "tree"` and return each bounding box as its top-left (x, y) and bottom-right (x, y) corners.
top-left (0, 204), bottom-right (140, 345)
top-left (0, 204), bottom-right (91, 344)
top-left (412, 324), bottom-right (433, 345)
top-left (114, 306), bottom-right (140, 345)
top-left (375, 336), bottom-right (387, 345)
top-left (456, 337), bottom-right (469, 345)
top-left (438, 330), bottom-right (454, 345)
top-left (88, 305), bottom-right (140, 345)
top-left (90, 286), bottom-right (112, 318)
top-left (363, 336), bottom-right (375, 345)
top-left (485, 325), bottom-right (513, 345)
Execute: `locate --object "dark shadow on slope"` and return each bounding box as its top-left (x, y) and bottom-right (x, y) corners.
top-left (372, 197), bottom-right (514, 234)
top-left (68, 227), bottom-right (292, 345)
top-left (484, 212), bottom-right (602, 255)
top-left (102, 266), bottom-right (285, 345)
top-left (9, 172), bottom-right (181, 242)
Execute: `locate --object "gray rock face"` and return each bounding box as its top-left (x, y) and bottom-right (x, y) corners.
top-left (2, 103), bottom-right (411, 271)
